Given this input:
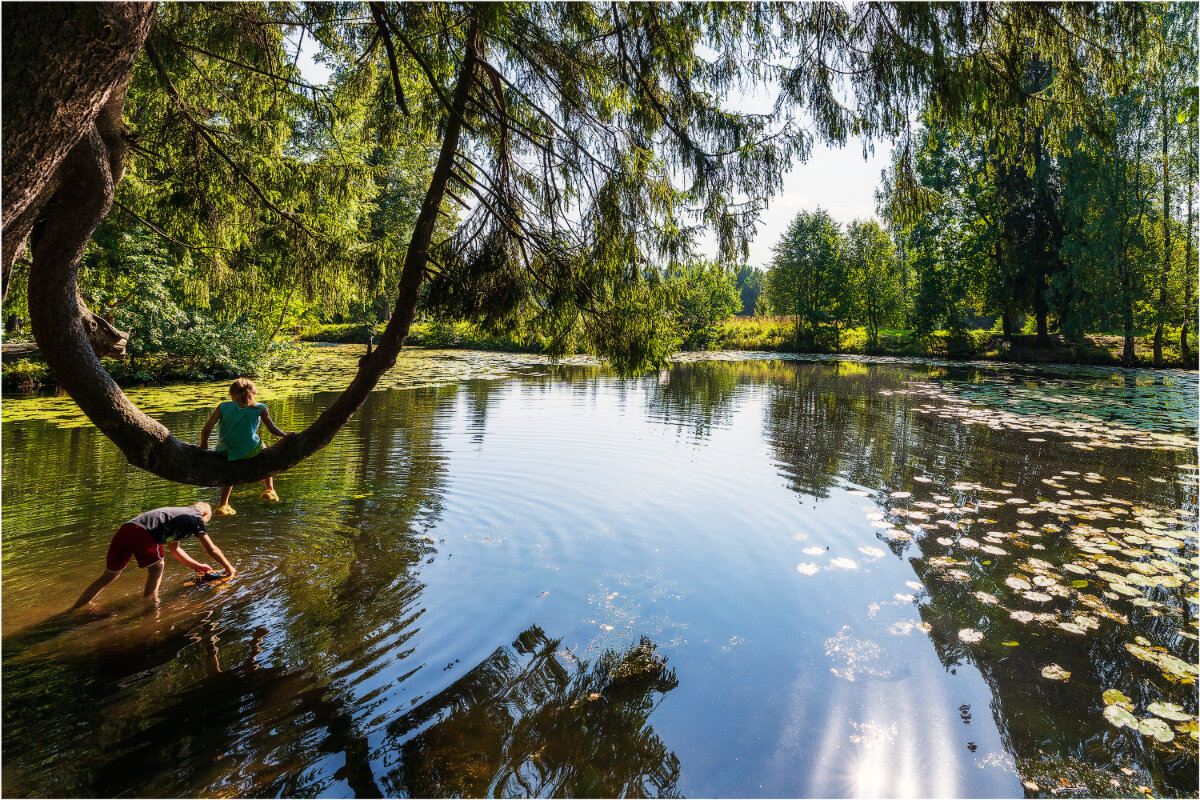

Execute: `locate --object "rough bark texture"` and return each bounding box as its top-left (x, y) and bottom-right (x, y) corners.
top-left (27, 10), bottom-right (482, 486)
top-left (1184, 183), bottom-right (1194, 363)
top-left (1153, 96), bottom-right (1169, 368)
top-left (2, 3), bottom-right (154, 249)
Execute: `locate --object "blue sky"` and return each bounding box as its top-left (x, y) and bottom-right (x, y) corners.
top-left (296, 38), bottom-right (890, 272)
top-left (708, 139), bottom-right (892, 270)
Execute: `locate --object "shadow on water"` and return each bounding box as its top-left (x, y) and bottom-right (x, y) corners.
top-left (383, 628), bottom-right (680, 798)
top-left (2, 354), bottom-right (1196, 797)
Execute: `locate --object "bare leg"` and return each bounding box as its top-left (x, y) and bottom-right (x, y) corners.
top-left (143, 560), bottom-right (165, 603)
top-left (73, 569), bottom-right (122, 609)
top-left (263, 476), bottom-right (275, 492)
top-left (218, 486), bottom-right (233, 506)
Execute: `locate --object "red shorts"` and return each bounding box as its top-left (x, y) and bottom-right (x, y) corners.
top-left (106, 523), bottom-right (165, 571)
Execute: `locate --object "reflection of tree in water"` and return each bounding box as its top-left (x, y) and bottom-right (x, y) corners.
top-left (646, 361), bottom-right (746, 440)
top-left (382, 627), bottom-right (681, 798)
top-left (750, 357), bottom-right (1196, 794)
top-left (884, 428), bottom-right (1196, 794)
top-left (763, 361), bottom-right (925, 498)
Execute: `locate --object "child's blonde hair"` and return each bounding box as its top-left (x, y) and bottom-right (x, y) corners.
top-left (230, 377), bottom-right (257, 402)
top-left (191, 501), bottom-right (212, 515)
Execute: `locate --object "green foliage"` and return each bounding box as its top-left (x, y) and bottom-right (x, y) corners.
top-left (845, 220), bottom-right (902, 347)
top-left (765, 209), bottom-right (850, 350)
top-left (298, 322), bottom-right (384, 345)
top-left (734, 266), bottom-right (764, 317)
top-left (20, 2), bottom-right (1178, 382)
top-left (665, 260), bottom-right (741, 349)
top-left (81, 229), bottom-right (280, 378)
top-left (1, 359), bottom-right (47, 390)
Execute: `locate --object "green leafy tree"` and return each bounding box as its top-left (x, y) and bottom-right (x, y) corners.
top-left (665, 259), bottom-right (740, 348)
top-left (1150, 2), bottom-right (1198, 365)
top-left (734, 265), bottom-right (764, 317)
top-left (845, 219), bottom-right (900, 347)
top-left (1060, 95), bottom-right (1159, 366)
top-left (765, 208), bottom-right (849, 350)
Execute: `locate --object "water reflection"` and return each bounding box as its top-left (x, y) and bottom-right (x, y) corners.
top-left (2, 355), bottom-right (1196, 797)
top-left (383, 627), bottom-right (680, 797)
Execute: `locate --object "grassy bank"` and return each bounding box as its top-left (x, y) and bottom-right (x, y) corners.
top-left (708, 317), bottom-right (1199, 369)
top-left (6, 317), bottom-right (1195, 393)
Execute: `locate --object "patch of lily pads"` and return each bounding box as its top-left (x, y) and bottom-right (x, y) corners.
top-left (1, 346), bottom-right (603, 429)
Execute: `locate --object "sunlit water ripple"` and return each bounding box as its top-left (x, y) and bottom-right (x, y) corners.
top-left (2, 354), bottom-right (1196, 798)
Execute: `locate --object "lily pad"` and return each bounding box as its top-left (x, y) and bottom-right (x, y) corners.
top-left (1102, 689), bottom-right (1133, 707)
top-left (1137, 717), bottom-right (1175, 743)
top-left (1104, 704), bottom-right (1139, 729)
top-left (1147, 701), bottom-right (1192, 722)
top-left (1125, 643), bottom-right (1199, 682)
top-left (958, 628), bottom-right (983, 643)
top-left (1041, 664), bottom-right (1071, 681)
top-left (1005, 576), bottom-right (1032, 592)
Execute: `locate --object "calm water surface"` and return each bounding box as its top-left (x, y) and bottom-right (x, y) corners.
top-left (2, 353), bottom-right (1197, 798)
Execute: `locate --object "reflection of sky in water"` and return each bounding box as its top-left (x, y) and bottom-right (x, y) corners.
top-left (1, 354), bottom-right (1195, 798)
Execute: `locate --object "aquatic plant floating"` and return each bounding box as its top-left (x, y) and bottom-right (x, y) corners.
top-left (1041, 664), bottom-right (1071, 680)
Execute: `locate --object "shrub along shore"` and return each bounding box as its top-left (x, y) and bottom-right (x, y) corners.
top-left (3, 317), bottom-right (1195, 393)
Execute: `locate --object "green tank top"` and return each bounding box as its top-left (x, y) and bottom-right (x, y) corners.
top-left (215, 401), bottom-right (264, 460)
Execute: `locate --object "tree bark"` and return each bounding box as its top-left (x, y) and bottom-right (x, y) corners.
top-left (27, 10), bottom-right (482, 486)
top-left (1154, 89), bottom-right (1170, 367)
top-left (1121, 264), bottom-right (1136, 367)
top-left (1031, 118), bottom-right (1052, 347)
top-left (1184, 180), bottom-right (1194, 362)
top-left (3, 3), bottom-right (154, 279)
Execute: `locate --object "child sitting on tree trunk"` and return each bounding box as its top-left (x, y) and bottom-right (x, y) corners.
top-left (73, 502), bottom-right (233, 609)
top-left (200, 378), bottom-right (294, 515)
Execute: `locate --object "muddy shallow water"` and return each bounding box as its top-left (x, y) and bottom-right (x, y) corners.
top-left (2, 351), bottom-right (1196, 797)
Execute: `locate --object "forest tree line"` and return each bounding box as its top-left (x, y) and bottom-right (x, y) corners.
top-left (755, 4), bottom-right (1197, 367)
top-left (6, 4), bottom-right (1193, 381)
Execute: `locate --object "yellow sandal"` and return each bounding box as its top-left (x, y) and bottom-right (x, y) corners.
top-left (260, 489), bottom-right (280, 502)
top-left (215, 504), bottom-right (237, 516)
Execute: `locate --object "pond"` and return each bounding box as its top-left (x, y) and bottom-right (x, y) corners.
top-left (2, 351), bottom-right (1197, 798)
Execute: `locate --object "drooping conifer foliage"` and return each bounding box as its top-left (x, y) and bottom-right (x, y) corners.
top-left (0, 2), bottom-right (1162, 485)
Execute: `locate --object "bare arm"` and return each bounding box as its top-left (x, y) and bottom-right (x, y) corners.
top-left (169, 541), bottom-right (212, 574)
top-left (259, 406), bottom-right (292, 438)
top-left (199, 406), bottom-right (221, 450)
top-left (197, 533), bottom-right (236, 576)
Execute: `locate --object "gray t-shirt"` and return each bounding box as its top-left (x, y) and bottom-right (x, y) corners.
top-left (127, 506), bottom-right (207, 544)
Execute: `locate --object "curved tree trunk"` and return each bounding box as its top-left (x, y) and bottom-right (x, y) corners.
top-left (2, 3), bottom-right (155, 274)
top-left (27, 10), bottom-right (482, 487)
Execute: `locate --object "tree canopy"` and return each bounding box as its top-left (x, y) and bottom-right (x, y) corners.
top-left (1, 1), bottom-right (1164, 485)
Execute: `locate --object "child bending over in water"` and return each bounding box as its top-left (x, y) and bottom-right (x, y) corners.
top-left (73, 502), bottom-right (234, 608)
top-left (200, 377), bottom-right (294, 515)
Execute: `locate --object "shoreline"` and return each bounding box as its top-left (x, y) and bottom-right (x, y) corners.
top-left (3, 338), bottom-right (1195, 397)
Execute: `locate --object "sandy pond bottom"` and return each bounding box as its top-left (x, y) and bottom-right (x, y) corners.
top-left (1, 350), bottom-right (1196, 798)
